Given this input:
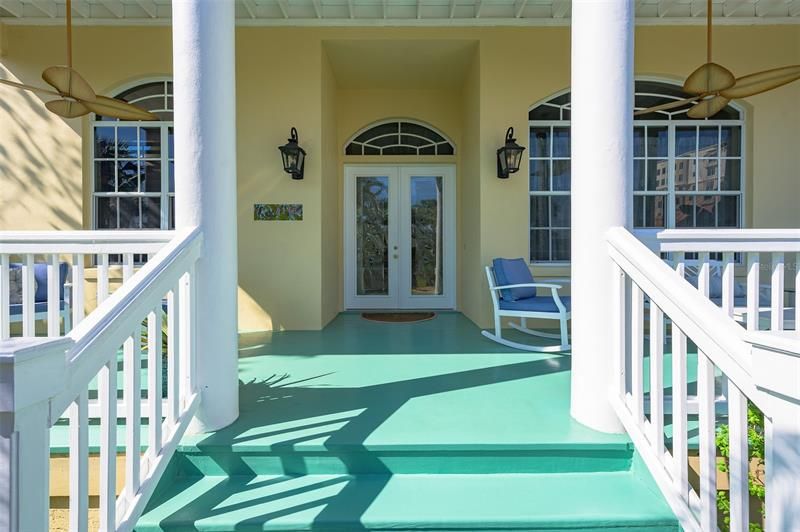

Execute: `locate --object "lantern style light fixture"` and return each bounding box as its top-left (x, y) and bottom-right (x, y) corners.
top-left (278, 127), bottom-right (306, 180)
top-left (496, 127), bottom-right (526, 179)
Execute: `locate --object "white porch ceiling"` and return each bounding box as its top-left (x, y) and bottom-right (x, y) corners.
top-left (1, 0), bottom-right (799, 25)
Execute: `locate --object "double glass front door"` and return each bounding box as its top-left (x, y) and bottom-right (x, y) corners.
top-left (344, 165), bottom-right (456, 310)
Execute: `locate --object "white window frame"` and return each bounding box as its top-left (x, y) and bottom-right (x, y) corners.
top-left (528, 82), bottom-right (746, 265)
top-left (90, 79), bottom-right (174, 231)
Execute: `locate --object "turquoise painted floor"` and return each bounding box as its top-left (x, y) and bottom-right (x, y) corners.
top-left (138, 313), bottom-right (679, 531)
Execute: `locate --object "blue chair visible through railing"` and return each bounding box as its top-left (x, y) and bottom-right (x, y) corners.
top-left (482, 258), bottom-right (571, 352)
top-left (8, 262), bottom-right (71, 334)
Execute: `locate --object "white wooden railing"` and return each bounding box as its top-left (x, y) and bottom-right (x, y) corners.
top-left (658, 229), bottom-right (800, 332)
top-left (608, 227), bottom-right (800, 532)
top-left (0, 227), bottom-right (202, 531)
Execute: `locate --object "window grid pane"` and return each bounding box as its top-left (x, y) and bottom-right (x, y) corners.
top-left (530, 81), bottom-right (743, 263)
top-left (93, 111), bottom-right (174, 229)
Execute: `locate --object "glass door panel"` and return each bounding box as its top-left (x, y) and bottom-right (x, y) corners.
top-left (356, 176), bottom-right (390, 296)
top-left (398, 167), bottom-right (456, 309)
top-left (409, 176), bottom-right (444, 296)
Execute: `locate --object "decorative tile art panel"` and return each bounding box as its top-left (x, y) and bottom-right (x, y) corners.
top-left (254, 203), bottom-right (303, 221)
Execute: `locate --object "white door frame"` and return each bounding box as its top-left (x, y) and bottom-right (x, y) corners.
top-left (344, 164), bottom-right (457, 310)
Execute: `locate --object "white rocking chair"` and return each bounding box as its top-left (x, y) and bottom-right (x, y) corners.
top-left (481, 259), bottom-right (571, 353)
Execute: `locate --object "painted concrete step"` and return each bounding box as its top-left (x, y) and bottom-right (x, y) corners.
top-left (136, 472), bottom-right (679, 531)
top-left (172, 443), bottom-right (635, 476)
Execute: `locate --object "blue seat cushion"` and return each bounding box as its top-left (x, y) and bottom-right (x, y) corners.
top-left (9, 262), bottom-right (69, 302)
top-left (499, 296), bottom-right (570, 313)
top-left (9, 301), bottom-right (66, 316)
top-left (492, 258), bottom-right (536, 301)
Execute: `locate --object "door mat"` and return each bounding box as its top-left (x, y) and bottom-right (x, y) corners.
top-left (361, 312), bottom-right (436, 323)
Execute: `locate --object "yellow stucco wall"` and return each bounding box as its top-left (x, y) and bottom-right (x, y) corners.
top-left (1, 25), bottom-right (798, 330)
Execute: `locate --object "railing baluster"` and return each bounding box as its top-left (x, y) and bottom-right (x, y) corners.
top-left (148, 305), bottom-right (163, 454)
top-left (697, 252), bottom-right (710, 298)
top-left (97, 253), bottom-right (110, 304)
top-left (649, 303), bottom-right (665, 460)
top-left (698, 351), bottom-right (718, 530)
top-left (68, 390), bottom-right (89, 531)
top-left (673, 251), bottom-right (685, 277)
top-left (122, 253), bottom-right (135, 283)
top-left (98, 357), bottom-right (117, 532)
top-left (124, 330), bottom-right (141, 502)
top-left (771, 252), bottom-right (784, 331)
top-left (23, 253), bottom-right (35, 336)
top-left (179, 269), bottom-right (195, 404)
top-left (631, 282), bottom-right (644, 424)
top-left (612, 262), bottom-right (627, 399)
top-left (47, 254), bottom-right (60, 337)
top-left (727, 382), bottom-right (749, 532)
top-left (721, 252), bottom-right (735, 319)
top-left (72, 254), bottom-right (85, 327)
top-left (671, 322), bottom-right (688, 499)
top-left (746, 252), bottom-right (760, 331)
top-left (167, 285), bottom-right (180, 428)
top-left (1, 254), bottom-right (9, 339)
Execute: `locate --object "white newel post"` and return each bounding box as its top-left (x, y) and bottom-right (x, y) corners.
top-left (0, 338), bottom-right (70, 532)
top-left (570, 0), bottom-right (633, 432)
top-left (173, 0), bottom-right (239, 432)
top-left (747, 332), bottom-right (800, 532)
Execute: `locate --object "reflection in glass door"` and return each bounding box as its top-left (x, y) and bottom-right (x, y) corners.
top-left (409, 176), bottom-right (443, 297)
top-left (345, 166), bottom-right (455, 310)
top-left (356, 176), bottom-right (390, 296)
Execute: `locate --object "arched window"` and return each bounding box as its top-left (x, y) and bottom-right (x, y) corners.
top-left (345, 120), bottom-right (455, 156)
top-left (91, 80), bottom-right (174, 230)
top-left (528, 80), bottom-right (744, 263)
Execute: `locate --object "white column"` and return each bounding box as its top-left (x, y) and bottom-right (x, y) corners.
top-left (570, 0), bottom-right (633, 433)
top-left (172, 0), bottom-right (239, 432)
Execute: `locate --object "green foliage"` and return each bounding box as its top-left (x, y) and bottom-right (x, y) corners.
top-left (140, 313), bottom-right (169, 354)
top-left (715, 401), bottom-right (766, 532)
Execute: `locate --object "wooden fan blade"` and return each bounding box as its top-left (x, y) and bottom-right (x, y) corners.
top-left (81, 95), bottom-right (159, 121)
top-left (634, 96), bottom-right (700, 116)
top-left (720, 65), bottom-right (800, 99)
top-left (45, 99), bottom-right (90, 118)
top-left (683, 63), bottom-right (736, 95)
top-left (0, 78), bottom-right (63, 97)
top-left (42, 66), bottom-right (96, 101)
top-left (686, 95), bottom-right (731, 119)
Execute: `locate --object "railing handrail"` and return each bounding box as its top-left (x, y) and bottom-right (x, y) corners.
top-left (0, 230), bottom-right (176, 255)
top-left (49, 227), bottom-right (201, 419)
top-left (607, 227), bottom-right (766, 410)
top-left (658, 228), bottom-right (800, 253)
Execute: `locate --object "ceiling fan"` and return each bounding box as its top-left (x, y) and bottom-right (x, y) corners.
top-left (0, 0), bottom-right (157, 121)
top-left (635, 0), bottom-right (800, 119)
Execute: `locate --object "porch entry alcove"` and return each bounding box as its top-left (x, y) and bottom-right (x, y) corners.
top-left (344, 164), bottom-right (456, 310)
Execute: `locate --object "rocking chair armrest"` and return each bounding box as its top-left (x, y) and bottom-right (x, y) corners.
top-left (491, 282), bottom-right (563, 291)
top-left (547, 286), bottom-right (568, 313)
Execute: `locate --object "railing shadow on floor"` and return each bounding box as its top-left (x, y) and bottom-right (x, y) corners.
top-left (149, 357), bottom-right (571, 530)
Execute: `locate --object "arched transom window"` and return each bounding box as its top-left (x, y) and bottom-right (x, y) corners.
top-left (528, 80), bottom-right (744, 263)
top-left (92, 80), bottom-right (174, 230)
top-left (345, 120), bottom-right (455, 156)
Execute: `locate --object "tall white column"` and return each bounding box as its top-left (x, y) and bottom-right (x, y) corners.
top-left (172, 0), bottom-right (239, 432)
top-left (570, 0), bottom-right (633, 433)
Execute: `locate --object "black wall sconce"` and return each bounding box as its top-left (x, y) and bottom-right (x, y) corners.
top-left (496, 127), bottom-right (526, 179)
top-left (279, 127), bottom-right (306, 180)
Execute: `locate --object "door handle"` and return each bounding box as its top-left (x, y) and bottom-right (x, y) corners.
top-left (393, 254), bottom-right (399, 259)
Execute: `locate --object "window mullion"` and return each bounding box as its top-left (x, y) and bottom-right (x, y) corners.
top-left (667, 124), bottom-right (676, 228)
top-left (161, 125), bottom-right (170, 229)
